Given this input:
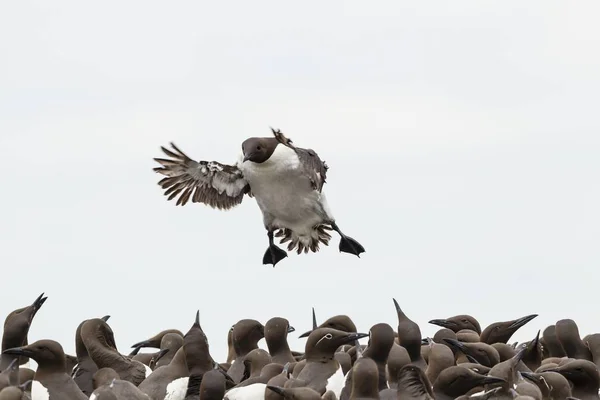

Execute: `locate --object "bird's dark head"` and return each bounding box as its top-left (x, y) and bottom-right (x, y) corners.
top-left (242, 137), bottom-right (278, 164)
top-left (3, 339), bottom-right (66, 370)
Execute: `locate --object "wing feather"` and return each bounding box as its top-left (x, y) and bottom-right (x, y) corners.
top-left (294, 147), bottom-right (328, 192)
top-left (153, 143), bottom-right (250, 210)
top-left (270, 128), bottom-right (329, 192)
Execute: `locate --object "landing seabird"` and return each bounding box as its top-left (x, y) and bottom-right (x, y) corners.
top-left (153, 128), bottom-right (365, 266)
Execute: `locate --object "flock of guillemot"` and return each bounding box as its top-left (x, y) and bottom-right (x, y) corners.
top-left (0, 293), bottom-right (599, 399)
top-left (1, 130), bottom-right (596, 399)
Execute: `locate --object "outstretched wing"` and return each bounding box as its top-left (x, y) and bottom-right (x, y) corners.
top-left (271, 128), bottom-right (329, 192)
top-left (153, 143), bottom-right (250, 210)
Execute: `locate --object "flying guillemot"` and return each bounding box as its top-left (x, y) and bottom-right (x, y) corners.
top-left (153, 128), bottom-right (365, 266)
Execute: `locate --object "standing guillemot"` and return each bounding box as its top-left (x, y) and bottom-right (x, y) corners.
top-left (3, 339), bottom-right (87, 400)
top-left (264, 317), bottom-right (296, 365)
top-left (1, 293), bottom-right (47, 370)
top-left (228, 319), bottom-right (265, 384)
top-left (289, 328), bottom-right (369, 397)
top-left (153, 128), bottom-right (365, 266)
top-left (73, 315), bottom-right (111, 396)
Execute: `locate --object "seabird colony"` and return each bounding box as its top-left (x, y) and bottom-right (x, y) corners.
top-left (1, 128), bottom-right (595, 399)
top-left (0, 293), bottom-right (599, 399)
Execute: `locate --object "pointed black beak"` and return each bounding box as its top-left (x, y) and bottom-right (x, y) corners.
top-left (429, 319), bottom-right (453, 329)
top-left (298, 330), bottom-right (312, 338)
top-left (520, 371), bottom-right (540, 383)
top-left (101, 315), bottom-right (110, 322)
top-left (443, 339), bottom-right (479, 363)
top-left (267, 386), bottom-right (286, 396)
top-left (508, 314), bottom-right (538, 330)
top-left (3, 347), bottom-right (33, 358)
top-left (479, 375), bottom-right (506, 386)
top-left (131, 340), bottom-right (151, 349)
top-left (443, 338), bottom-right (466, 351)
top-left (128, 347), bottom-right (141, 357)
top-left (287, 326), bottom-right (296, 333)
top-left (154, 348), bottom-right (170, 363)
top-left (344, 332), bottom-right (369, 344)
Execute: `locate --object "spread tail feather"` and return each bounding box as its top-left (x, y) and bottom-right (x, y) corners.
top-left (275, 225), bottom-right (332, 254)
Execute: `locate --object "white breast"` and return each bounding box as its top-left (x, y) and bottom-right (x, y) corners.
top-left (32, 380), bottom-right (50, 400)
top-left (224, 383), bottom-right (267, 400)
top-left (325, 366), bottom-right (346, 398)
top-left (239, 145), bottom-right (327, 234)
top-left (144, 364), bottom-right (153, 378)
top-left (164, 377), bottom-right (188, 400)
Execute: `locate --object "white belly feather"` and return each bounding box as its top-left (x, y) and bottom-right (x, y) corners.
top-left (32, 380), bottom-right (50, 400)
top-left (325, 366), bottom-right (346, 398)
top-left (225, 383), bottom-right (267, 400)
top-left (164, 376), bottom-right (188, 400)
top-left (239, 145), bottom-right (332, 236)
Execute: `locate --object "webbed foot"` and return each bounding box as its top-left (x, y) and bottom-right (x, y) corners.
top-left (339, 235), bottom-right (365, 257)
top-left (263, 244), bottom-right (288, 267)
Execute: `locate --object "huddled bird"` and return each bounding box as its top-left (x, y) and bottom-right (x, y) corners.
top-left (152, 128), bottom-right (365, 267)
top-left (1, 294), bottom-right (599, 399)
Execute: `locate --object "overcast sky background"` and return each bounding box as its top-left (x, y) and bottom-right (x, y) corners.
top-left (1, 1), bottom-right (599, 363)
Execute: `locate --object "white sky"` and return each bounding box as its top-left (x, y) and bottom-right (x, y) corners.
top-left (1, 1), bottom-right (599, 362)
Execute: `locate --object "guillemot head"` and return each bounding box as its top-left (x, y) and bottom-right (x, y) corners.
top-left (242, 137), bottom-right (279, 163)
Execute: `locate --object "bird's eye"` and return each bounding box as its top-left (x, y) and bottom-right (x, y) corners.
top-left (324, 333), bottom-right (333, 340)
top-left (256, 146), bottom-right (261, 150)
top-left (462, 319), bottom-right (468, 323)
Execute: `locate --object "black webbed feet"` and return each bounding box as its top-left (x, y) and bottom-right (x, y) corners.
top-left (262, 244), bottom-right (288, 267)
top-left (338, 235), bottom-right (365, 257)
